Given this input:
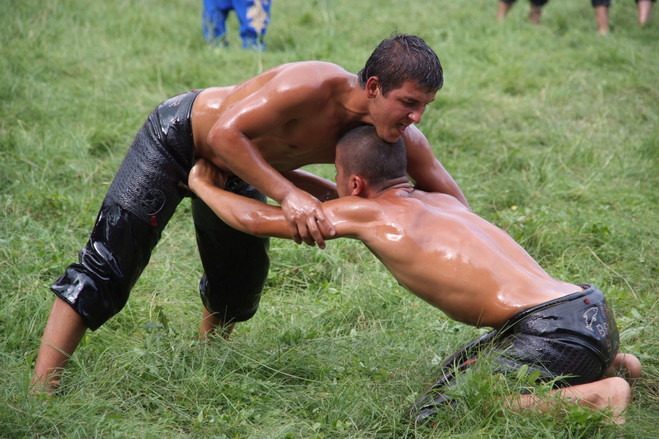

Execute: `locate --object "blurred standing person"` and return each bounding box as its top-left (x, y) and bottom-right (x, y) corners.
top-left (593, 0), bottom-right (611, 34)
top-left (637, 0), bottom-right (654, 25)
top-left (202, 0), bottom-right (272, 50)
top-left (496, 0), bottom-right (548, 24)
top-left (596, 0), bottom-right (656, 33)
top-left (497, 0), bottom-right (653, 34)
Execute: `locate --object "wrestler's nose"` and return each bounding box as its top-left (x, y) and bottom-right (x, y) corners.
top-left (409, 110), bottom-right (422, 124)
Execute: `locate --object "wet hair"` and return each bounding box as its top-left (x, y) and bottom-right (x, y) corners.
top-left (337, 125), bottom-right (407, 189)
top-left (358, 33), bottom-right (443, 95)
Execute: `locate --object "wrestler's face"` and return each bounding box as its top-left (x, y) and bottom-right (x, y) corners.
top-left (367, 78), bottom-right (436, 143)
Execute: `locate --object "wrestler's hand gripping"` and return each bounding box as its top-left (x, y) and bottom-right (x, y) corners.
top-left (280, 189), bottom-right (335, 249)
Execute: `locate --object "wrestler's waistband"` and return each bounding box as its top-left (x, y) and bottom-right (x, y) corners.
top-left (504, 284), bottom-right (619, 361)
top-left (509, 284), bottom-right (602, 325)
top-left (105, 89), bottom-right (203, 224)
top-left (155, 89), bottom-right (203, 158)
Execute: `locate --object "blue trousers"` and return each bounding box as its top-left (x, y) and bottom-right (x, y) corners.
top-left (202, 0), bottom-right (272, 49)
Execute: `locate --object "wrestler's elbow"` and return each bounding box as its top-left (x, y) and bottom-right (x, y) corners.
top-left (206, 125), bottom-right (241, 158)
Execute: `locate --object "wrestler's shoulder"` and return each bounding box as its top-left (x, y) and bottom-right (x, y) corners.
top-left (278, 60), bottom-right (349, 73)
top-left (264, 62), bottom-right (353, 101)
top-left (272, 61), bottom-right (352, 83)
top-left (199, 62), bottom-right (351, 103)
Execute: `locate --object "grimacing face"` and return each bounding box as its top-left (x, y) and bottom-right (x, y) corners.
top-left (369, 79), bottom-right (436, 143)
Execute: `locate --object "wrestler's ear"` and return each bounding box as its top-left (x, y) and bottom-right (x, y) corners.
top-left (349, 175), bottom-right (366, 197)
top-left (365, 77), bottom-right (380, 98)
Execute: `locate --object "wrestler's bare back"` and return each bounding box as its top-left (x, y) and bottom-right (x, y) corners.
top-left (191, 62), bottom-right (365, 173)
top-left (333, 188), bottom-right (583, 329)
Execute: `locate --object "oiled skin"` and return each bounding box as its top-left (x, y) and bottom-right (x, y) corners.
top-left (190, 61), bottom-right (469, 245)
top-left (189, 160), bottom-right (580, 329)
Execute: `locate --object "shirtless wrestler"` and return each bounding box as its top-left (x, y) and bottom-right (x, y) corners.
top-left (188, 125), bottom-right (641, 424)
top-left (31, 34), bottom-right (470, 392)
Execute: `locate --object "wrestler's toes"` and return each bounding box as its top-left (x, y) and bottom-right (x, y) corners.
top-left (621, 354), bottom-right (642, 381)
top-left (605, 377), bottom-right (632, 424)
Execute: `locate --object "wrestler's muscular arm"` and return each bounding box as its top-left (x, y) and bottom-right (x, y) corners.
top-left (282, 169), bottom-right (338, 202)
top-left (190, 160), bottom-right (336, 247)
top-left (189, 160), bottom-right (291, 240)
top-left (189, 159), bottom-right (364, 247)
top-left (403, 125), bottom-right (470, 210)
top-left (205, 73), bottom-right (336, 247)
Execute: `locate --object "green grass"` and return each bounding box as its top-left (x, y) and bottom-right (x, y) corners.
top-left (1, 0), bottom-right (657, 437)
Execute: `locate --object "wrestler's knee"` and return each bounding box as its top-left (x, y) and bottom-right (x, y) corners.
top-left (193, 195), bottom-right (270, 324)
top-left (51, 262), bottom-right (132, 331)
top-left (51, 203), bottom-right (159, 330)
top-left (196, 227), bottom-right (270, 321)
top-left (198, 263), bottom-right (268, 323)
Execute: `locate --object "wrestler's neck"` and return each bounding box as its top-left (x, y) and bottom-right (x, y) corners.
top-left (340, 76), bottom-right (375, 123)
top-left (365, 178), bottom-right (413, 199)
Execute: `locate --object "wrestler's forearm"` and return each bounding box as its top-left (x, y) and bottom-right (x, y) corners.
top-left (282, 170), bottom-right (338, 201)
top-left (208, 128), bottom-right (335, 246)
top-left (189, 179), bottom-right (291, 238)
top-left (208, 132), bottom-right (296, 205)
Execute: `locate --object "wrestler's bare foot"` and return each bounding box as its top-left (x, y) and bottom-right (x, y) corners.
top-left (606, 353), bottom-right (642, 386)
top-left (515, 376), bottom-right (632, 424)
top-left (594, 377), bottom-right (632, 424)
top-left (199, 306), bottom-right (235, 340)
top-left (29, 377), bottom-right (61, 395)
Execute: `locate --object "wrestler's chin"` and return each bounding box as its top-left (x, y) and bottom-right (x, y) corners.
top-left (372, 123), bottom-right (402, 143)
top-left (380, 128), bottom-right (402, 143)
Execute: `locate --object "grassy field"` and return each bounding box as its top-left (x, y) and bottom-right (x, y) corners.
top-left (1, 0), bottom-right (657, 437)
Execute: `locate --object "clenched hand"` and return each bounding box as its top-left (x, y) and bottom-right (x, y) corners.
top-left (280, 189), bottom-right (335, 249)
